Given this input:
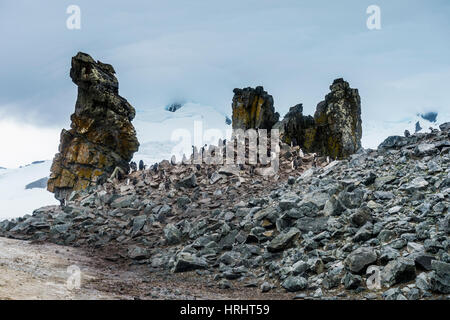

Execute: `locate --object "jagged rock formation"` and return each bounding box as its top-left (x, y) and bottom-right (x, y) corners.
top-left (274, 104), bottom-right (315, 147)
top-left (2, 123), bottom-right (449, 300)
top-left (231, 86), bottom-right (279, 130)
top-left (278, 78), bottom-right (362, 159)
top-left (311, 78), bottom-right (362, 159)
top-left (47, 52), bottom-right (139, 200)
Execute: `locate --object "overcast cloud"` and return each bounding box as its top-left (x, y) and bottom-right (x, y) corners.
top-left (1, 0), bottom-right (449, 167)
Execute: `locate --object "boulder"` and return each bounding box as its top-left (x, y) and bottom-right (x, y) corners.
top-left (267, 228), bottom-right (300, 253)
top-left (164, 224), bottom-right (182, 245)
top-left (381, 258), bottom-right (416, 286)
top-left (344, 247), bottom-right (377, 273)
top-left (281, 276), bottom-right (308, 292)
top-left (414, 144), bottom-right (437, 157)
top-left (342, 272), bottom-right (362, 290)
top-left (430, 260), bottom-right (450, 293)
top-left (378, 136), bottom-right (408, 150)
top-left (128, 246), bottom-right (149, 260)
top-left (176, 174), bottom-right (197, 188)
top-left (173, 252), bottom-right (209, 273)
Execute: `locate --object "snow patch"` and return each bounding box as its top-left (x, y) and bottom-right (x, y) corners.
top-left (0, 161), bottom-right (58, 220)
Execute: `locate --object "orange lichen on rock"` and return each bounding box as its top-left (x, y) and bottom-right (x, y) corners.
top-left (47, 52), bottom-right (139, 201)
top-left (231, 86), bottom-right (279, 130)
top-left (276, 78), bottom-right (362, 159)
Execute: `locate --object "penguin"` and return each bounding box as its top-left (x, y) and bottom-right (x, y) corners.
top-left (139, 160), bottom-right (145, 171)
top-left (129, 161), bottom-right (137, 172)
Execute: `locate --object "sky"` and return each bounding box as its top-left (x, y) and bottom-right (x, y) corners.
top-left (1, 0), bottom-right (449, 168)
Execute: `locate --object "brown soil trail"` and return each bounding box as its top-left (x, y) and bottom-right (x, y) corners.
top-left (0, 237), bottom-right (292, 300)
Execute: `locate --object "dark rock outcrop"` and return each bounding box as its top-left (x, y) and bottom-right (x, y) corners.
top-left (47, 52), bottom-right (139, 200)
top-left (231, 86), bottom-right (279, 130)
top-left (440, 122), bottom-right (450, 132)
top-left (273, 104), bottom-right (315, 147)
top-left (277, 78), bottom-right (362, 159)
top-left (415, 121), bottom-right (422, 133)
top-left (311, 78), bottom-right (362, 159)
top-left (165, 102), bottom-right (183, 112)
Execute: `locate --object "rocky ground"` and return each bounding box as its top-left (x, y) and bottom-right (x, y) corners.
top-left (1, 123), bottom-right (449, 300)
top-left (0, 237), bottom-right (291, 300)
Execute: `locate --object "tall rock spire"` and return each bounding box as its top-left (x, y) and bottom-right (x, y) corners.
top-left (47, 52), bottom-right (139, 201)
top-left (312, 78), bottom-right (362, 158)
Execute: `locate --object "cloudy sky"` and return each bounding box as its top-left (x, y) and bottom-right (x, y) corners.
top-left (1, 0), bottom-right (449, 167)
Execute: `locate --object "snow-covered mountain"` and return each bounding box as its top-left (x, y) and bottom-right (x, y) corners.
top-left (0, 161), bottom-right (58, 220)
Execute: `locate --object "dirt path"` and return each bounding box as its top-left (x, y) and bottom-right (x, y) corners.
top-left (0, 237), bottom-right (129, 299)
top-left (0, 237), bottom-right (293, 300)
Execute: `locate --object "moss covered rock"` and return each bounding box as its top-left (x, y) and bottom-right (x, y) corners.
top-left (48, 52), bottom-right (139, 201)
top-left (312, 78), bottom-right (362, 159)
top-left (278, 78), bottom-right (362, 159)
top-left (231, 86), bottom-right (279, 130)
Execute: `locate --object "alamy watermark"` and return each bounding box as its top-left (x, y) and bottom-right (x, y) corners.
top-left (66, 5), bottom-right (81, 30)
top-left (366, 5), bottom-right (381, 30)
top-left (66, 264), bottom-right (81, 290)
top-left (366, 265), bottom-right (382, 290)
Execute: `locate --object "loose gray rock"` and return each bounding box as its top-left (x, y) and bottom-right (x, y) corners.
top-left (381, 258), bottom-right (416, 286)
top-left (164, 224), bottom-right (182, 245)
top-left (177, 174), bottom-right (197, 188)
top-left (128, 246), bottom-right (149, 260)
top-left (173, 252), bottom-right (209, 273)
top-left (344, 247), bottom-right (377, 274)
top-left (267, 228), bottom-right (300, 253)
top-left (281, 276), bottom-right (308, 292)
top-left (261, 282), bottom-right (272, 293)
top-left (429, 260), bottom-right (450, 293)
top-left (382, 288), bottom-right (407, 300)
top-left (342, 272), bottom-right (362, 290)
